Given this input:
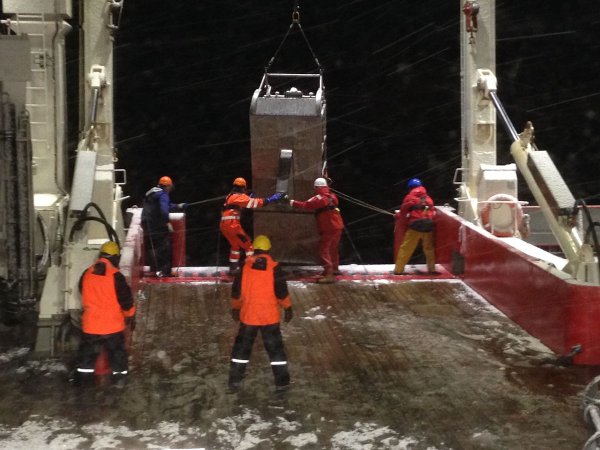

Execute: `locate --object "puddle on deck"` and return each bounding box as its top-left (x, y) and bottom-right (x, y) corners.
top-left (0, 277), bottom-right (596, 449)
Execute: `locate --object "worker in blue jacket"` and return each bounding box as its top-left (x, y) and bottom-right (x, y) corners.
top-left (141, 176), bottom-right (187, 277)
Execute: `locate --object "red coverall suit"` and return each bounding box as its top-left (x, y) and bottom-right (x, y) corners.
top-left (76, 257), bottom-right (136, 377)
top-left (394, 186), bottom-right (437, 273)
top-left (229, 252), bottom-right (292, 389)
top-left (220, 193), bottom-right (267, 266)
top-left (291, 186), bottom-right (344, 276)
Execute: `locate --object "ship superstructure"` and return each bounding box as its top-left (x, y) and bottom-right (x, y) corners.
top-left (0, 1), bottom-right (598, 448)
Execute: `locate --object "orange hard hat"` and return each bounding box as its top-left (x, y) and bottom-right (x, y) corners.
top-left (233, 177), bottom-right (247, 187)
top-left (159, 176), bottom-right (173, 186)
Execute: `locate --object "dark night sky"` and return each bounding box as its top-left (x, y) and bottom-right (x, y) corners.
top-left (5, 1), bottom-right (592, 265)
top-left (110, 1), bottom-right (599, 265)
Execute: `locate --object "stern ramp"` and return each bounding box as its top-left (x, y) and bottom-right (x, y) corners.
top-left (123, 275), bottom-right (588, 449)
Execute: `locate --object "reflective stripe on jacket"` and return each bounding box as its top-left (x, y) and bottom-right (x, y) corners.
top-left (80, 257), bottom-right (135, 335)
top-left (231, 253), bottom-right (291, 326)
top-left (221, 192), bottom-right (266, 222)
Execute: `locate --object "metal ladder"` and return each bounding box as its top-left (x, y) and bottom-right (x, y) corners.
top-left (16, 13), bottom-right (51, 166)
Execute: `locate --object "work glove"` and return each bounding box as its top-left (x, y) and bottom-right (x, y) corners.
top-left (167, 222), bottom-right (174, 233)
top-left (178, 203), bottom-right (188, 210)
top-left (264, 192), bottom-right (283, 205)
top-left (231, 309), bottom-right (240, 322)
top-left (284, 307), bottom-right (293, 323)
top-left (125, 316), bottom-right (136, 332)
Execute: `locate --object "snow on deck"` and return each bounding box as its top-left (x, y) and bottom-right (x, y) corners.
top-left (0, 272), bottom-right (593, 449)
top-left (502, 237), bottom-right (569, 271)
top-left (145, 264), bottom-right (455, 283)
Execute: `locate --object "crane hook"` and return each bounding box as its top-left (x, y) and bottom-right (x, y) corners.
top-left (292, 0), bottom-right (300, 23)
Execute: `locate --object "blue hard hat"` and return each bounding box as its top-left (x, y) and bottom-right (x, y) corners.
top-left (407, 178), bottom-right (422, 189)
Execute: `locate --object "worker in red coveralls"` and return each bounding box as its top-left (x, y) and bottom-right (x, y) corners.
top-left (228, 235), bottom-right (293, 392)
top-left (394, 178), bottom-right (439, 275)
top-left (220, 177), bottom-right (283, 274)
top-left (74, 241), bottom-right (136, 386)
top-left (289, 177), bottom-right (344, 283)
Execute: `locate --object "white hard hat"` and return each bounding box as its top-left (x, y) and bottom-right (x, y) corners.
top-left (314, 177), bottom-right (328, 187)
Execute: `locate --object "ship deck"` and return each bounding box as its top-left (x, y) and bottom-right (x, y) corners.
top-left (0, 265), bottom-right (594, 449)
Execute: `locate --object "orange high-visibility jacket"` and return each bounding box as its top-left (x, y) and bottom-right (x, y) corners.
top-left (231, 253), bottom-right (291, 325)
top-left (221, 192), bottom-right (266, 223)
top-left (79, 257), bottom-right (136, 335)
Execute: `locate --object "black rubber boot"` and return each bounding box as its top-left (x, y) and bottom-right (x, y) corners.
top-left (71, 371), bottom-right (95, 388)
top-left (228, 361), bottom-right (246, 390)
top-left (112, 373), bottom-right (128, 389)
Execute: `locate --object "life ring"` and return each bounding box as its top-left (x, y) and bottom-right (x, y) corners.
top-left (480, 193), bottom-right (523, 238)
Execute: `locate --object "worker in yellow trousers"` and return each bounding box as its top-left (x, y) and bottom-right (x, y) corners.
top-left (394, 178), bottom-right (439, 275)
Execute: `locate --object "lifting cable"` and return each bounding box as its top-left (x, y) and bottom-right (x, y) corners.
top-left (341, 223), bottom-right (379, 291)
top-left (164, 195), bottom-right (226, 277)
top-left (331, 188), bottom-right (395, 217)
top-left (265, 0), bottom-right (322, 74)
top-left (331, 188), bottom-right (390, 289)
top-left (212, 223), bottom-right (222, 300)
top-left (186, 195), bottom-right (226, 208)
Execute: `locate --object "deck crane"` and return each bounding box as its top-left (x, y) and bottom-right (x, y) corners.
top-left (0, 0), bottom-right (128, 352)
top-left (456, 0), bottom-right (599, 284)
top-left (480, 72), bottom-right (599, 283)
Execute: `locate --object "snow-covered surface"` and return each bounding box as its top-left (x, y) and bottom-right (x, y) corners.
top-left (169, 264), bottom-right (400, 276)
top-left (0, 416), bottom-right (201, 450)
top-left (0, 269), bottom-right (579, 449)
top-left (15, 359), bottom-right (68, 375)
top-left (0, 412), bottom-right (437, 450)
top-left (502, 237), bottom-right (568, 271)
top-left (0, 347), bottom-right (29, 364)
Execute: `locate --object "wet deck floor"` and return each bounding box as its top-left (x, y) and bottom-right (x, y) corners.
top-left (0, 269), bottom-right (596, 449)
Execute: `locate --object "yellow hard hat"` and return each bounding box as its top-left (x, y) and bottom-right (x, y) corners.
top-left (253, 235), bottom-right (271, 251)
top-left (100, 241), bottom-right (120, 256)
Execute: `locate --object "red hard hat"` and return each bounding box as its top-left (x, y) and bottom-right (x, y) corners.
top-left (159, 176), bottom-right (173, 186)
top-left (233, 177), bottom-right (247, 187)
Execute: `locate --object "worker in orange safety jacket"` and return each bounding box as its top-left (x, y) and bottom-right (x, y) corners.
top-left (289, 177), bottom-right (344, 283)
top-left (220, 177), bottom-right (283, 274)
top-left (228, 235), bottom-right (293, 392)
top-left (74, 241), bottom-right (136, 386)
top-left (394, 178), bottom-right (439, 275)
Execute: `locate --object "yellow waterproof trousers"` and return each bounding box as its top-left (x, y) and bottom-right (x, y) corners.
top-left (394, 229), bottom-right (436, 273)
